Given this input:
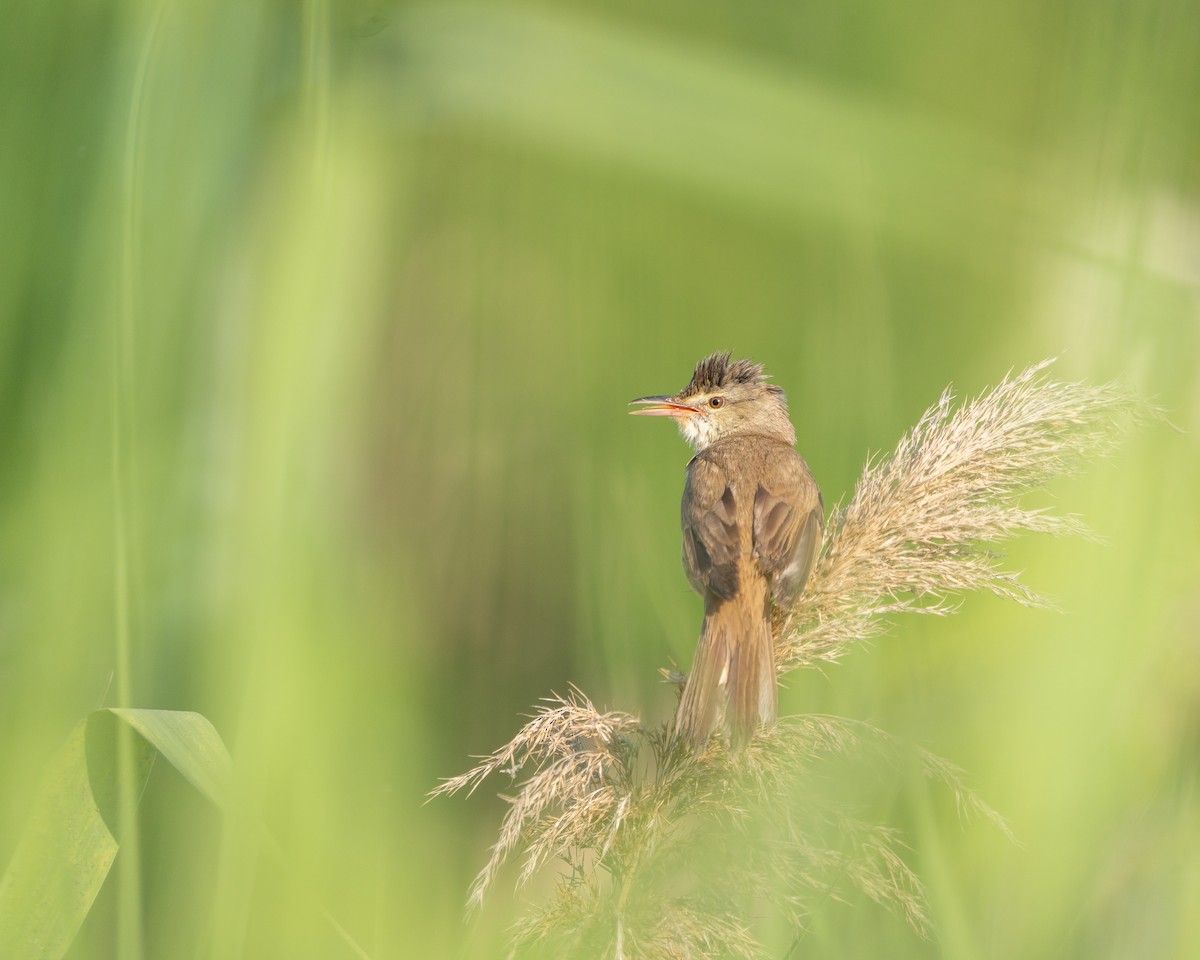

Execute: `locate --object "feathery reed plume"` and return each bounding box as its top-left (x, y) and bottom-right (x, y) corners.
top-left (777, 360), bottom-right (1145, 671)
top-left (434, 361), bottom-right (1147, 958)
top-left (429, 687), bottom-right (639, 910)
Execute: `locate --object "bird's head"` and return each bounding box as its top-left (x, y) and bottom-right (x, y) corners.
top-left (630, 352), bottom-right (796, 451)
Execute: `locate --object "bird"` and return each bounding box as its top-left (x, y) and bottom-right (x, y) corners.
top-left (631, 352), bottom-right (823, 748)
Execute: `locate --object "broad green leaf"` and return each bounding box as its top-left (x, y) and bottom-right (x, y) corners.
top-left (0, 717), bottom-right (148, 960)
top-left (389, 3), bottom-right (1023, 244)
top-left (0, 709), bottom-right (232, 960)
top-left (108, 709), bottom-right (232, 810)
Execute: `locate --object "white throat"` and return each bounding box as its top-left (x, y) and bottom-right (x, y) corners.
top-left (678, 415), bottom-right (720, 451)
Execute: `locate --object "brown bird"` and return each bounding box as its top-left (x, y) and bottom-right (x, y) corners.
top-left (631, 353), bottom-right (823, 748)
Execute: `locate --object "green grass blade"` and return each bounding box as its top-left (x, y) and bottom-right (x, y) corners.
top-left (107, 709), bottom-right (233, 811)
top-left (0, 709), bottom-right (370, 959)
top-left (389, 2), bottom-right (1025, 244)
top-left (0, 710), bottom-right (231, 959)
top-left (0, 719), bottom-right (152, 960)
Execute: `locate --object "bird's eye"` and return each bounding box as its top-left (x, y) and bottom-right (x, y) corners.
top-left (709, 396), bottom-right (724, 409)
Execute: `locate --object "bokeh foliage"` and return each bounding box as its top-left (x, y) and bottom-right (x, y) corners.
top-left (1, 1), bottom-right (1197, 958)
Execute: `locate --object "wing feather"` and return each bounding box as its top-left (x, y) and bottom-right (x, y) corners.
top-left (682, 456), bottom-right (740, 601)
top-left (752, 453), bottom-right (824, 606)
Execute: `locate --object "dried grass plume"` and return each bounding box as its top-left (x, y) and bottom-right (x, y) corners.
top-left (777, 360), bottom-right (1145, 670)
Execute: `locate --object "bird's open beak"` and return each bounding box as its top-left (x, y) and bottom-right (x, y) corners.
top-left (629, 395), bottom-right (698, 417)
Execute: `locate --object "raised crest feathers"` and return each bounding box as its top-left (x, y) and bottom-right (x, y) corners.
top-left (681, 352), bottom-right (780, 398)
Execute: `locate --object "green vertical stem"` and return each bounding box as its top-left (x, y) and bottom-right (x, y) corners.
top-left (303, 0), bottom-right (332, 198)
top-left (112, 3), bottom-right (164, 958)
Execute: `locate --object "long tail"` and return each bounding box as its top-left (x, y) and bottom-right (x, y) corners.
top-left (675, 577), bottom-right (776, 749)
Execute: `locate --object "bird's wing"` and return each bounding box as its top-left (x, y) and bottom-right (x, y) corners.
top-left (752, 451), bottom-right (824, 608)
top-left (681, 454), bottom-right (741, 601)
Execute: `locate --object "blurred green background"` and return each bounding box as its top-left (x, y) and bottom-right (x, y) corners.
top-left (2, 0), bottom-right (1197, 957)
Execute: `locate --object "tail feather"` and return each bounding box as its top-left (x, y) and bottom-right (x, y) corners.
top-left (675, 581), bottom-right (776, 748)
